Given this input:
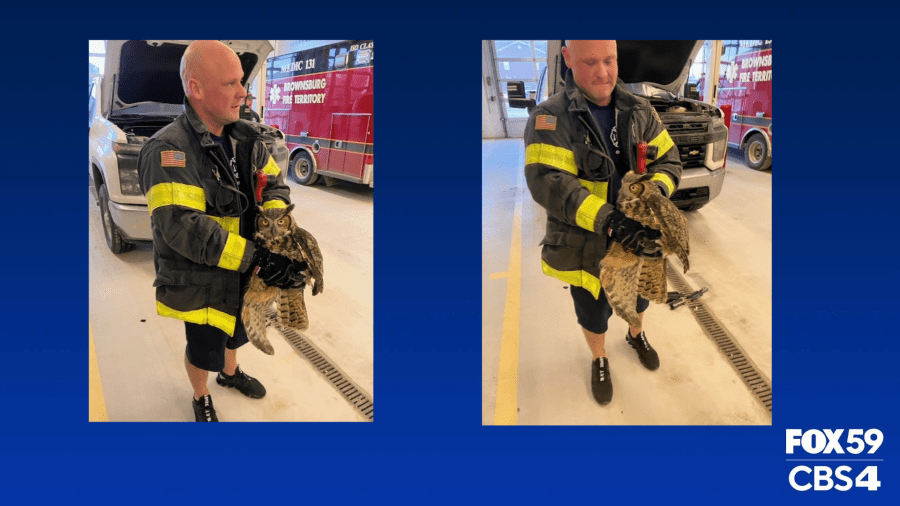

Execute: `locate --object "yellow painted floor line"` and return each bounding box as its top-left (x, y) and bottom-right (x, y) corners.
top-left (489, 272), bottom-right (508, 280)
top-left (493, 191), bottom-right (523, 426)
top-left (89, 324), bottom-right (109, 422)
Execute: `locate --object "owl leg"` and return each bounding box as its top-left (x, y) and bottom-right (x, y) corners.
top-left (277, 287), bottom-right (309, 331)
top-left (240, 275), bottom-right (279, 356)
top-left (600, 242), bottom-right (644, 329)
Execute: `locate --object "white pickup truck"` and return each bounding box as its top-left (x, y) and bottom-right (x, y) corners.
top-left (89, 40), bottom-right (287, 253)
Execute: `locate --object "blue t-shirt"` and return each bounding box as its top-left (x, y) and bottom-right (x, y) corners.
top-left (209, 130), bottom-right (239, 188)
top-left (587, 99), bottom-right (625, 204)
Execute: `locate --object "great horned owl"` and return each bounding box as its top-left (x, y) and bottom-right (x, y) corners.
top-left (600, 171), bottom-right (689, 328)
top-left (241, 204), bottom-right (324, 355)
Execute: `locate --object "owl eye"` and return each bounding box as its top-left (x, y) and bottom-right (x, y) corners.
top-left (277, 219), bottom-right (285, 225)
top-left (630, 184), bottom-right (642, 193)
top-left (260, 219), bottom-right (268, 226)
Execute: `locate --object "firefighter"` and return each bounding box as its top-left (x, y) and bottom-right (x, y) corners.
top-left (138, 40), bottom-right (308, 421)
top-left (523, 40), bottom-right (683, 405)
top-left (241, 93), bottom-right (261, 122)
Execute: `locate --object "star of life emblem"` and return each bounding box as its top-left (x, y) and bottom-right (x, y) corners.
top-left (269, 85), bottom-right (281, 104)
top-left (726, 62), bottom-right (739, 83)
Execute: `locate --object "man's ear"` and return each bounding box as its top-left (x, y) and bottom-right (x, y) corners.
top-left (188, 78), bottom-right (202, 100)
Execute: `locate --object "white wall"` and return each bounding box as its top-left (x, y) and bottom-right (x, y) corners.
top-left (482, 41), bottom-right (506, 139)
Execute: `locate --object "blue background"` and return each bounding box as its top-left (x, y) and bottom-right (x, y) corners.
top-left (2, 3), bottom-right (898, 503)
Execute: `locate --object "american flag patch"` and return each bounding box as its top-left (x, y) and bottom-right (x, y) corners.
top-left (535, 115), bottom-right (557, 131)
top-left (160, 150), bottom-right (186, 167)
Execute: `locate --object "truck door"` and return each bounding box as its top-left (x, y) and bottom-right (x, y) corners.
top-left (326, 113), bottom-right (371, 178)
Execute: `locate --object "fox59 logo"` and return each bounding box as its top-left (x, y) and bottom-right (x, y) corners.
top-left (787, 429), bottom-right (883, 491)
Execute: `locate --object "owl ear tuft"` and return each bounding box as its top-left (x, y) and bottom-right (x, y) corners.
top-left (286, 203), bottom-right (295, 213)
top-left (256, 205), bottom-right (265, 213)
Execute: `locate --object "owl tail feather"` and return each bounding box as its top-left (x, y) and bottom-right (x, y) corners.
top-left (278, 288), bottom-right (310, 331)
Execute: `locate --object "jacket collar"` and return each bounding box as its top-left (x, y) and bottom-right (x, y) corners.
top-left (182, 98), bottom-right (219, 149)
top-left (182, 99), bottom-right (260, 148)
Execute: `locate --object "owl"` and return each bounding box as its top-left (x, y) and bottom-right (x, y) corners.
top-left (599, 171), bottom-right (689, 328)
top-left (241, 204), bottom-right (324, 355)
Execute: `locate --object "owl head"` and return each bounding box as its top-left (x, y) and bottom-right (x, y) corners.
top-left (618, 171), bottom-right (660, 203)
top-left (255, 204), bottom-right (296, 245)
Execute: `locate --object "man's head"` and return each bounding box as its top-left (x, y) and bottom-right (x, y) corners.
top-left (180, 40), bottom-right (246, 135)
top-left (562, 40), bottom-right (618, 106)
top-left (245, 94), bottom-right (254, 108)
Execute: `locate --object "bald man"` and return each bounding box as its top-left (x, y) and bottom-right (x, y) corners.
top-left (139, 40), bottom-right (307, 421)
top-left (523, 40), bottom-right (683, 405)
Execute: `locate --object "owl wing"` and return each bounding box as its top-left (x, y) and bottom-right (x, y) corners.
top-left (292, 226), bottom-right (325, 295)
top-left (600, 241), bottom-right (644, 328)
top-left (644, 192), bottom-right (690, 272)
top-left (637, 255), bottom-right (667, 304)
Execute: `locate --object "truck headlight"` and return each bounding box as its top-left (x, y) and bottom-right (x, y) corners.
top-left (710, 110), bottom-right (728, 163)
top-left (113, 142), bottom-right (144, 196)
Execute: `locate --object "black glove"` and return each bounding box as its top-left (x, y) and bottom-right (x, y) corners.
top-left (606, 210), bottom-right (663, 257)
top-left (251, 246), bottom-right (308, 289)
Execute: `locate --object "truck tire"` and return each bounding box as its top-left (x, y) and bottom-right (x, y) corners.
top-left (745, 133), bottom-right (772, 171)
top-left (678, 203), bottom-right (706, 212)
top-left (289, 151), bottom-right (319, 186)
top-left (99, 183), bottom-right (133, 254)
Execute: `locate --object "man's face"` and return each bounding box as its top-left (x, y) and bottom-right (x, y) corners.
top-left (562, 40), bottom-right (618, 106)
top-left (196, 54), bottom-right (246, 130)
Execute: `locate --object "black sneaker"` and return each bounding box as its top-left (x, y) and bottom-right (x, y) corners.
top-left (216, 365), bottom-right (266, 399)
top-left (192, 394), bottom-right (219, 422)
top-left (626, 330), bottom-right (660, 370)
top-left (591, 357), bottom-right (613, 405)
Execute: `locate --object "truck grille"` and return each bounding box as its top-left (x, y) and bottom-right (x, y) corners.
top-left (678, 144), bottom-right (707, 169)
top-left (667, 122), bottom-right (707, 134)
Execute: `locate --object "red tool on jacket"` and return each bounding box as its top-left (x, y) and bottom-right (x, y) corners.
top-left (637, 140), bottom-right (648, 174)
top-left (255, 169), bottom-right (268, 203)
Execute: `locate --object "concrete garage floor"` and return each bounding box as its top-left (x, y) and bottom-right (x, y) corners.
top-left (89, 178), bottom-right (373, 422)
top-left (482, 139), bottom-right (772, 425)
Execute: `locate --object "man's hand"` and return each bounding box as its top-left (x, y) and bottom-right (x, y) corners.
top-left (606, 210), bottom-right (662, 257)
top-left (251, 246), bottom-right (308, 289)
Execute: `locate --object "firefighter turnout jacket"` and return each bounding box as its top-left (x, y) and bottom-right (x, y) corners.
top-left (138, 99), bottom-right (291, 336)
top-left (524, 70), bottom-right (683, 300)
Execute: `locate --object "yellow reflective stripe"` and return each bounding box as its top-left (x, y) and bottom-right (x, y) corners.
top-left (217, 233), bottom-right (247, 271)
top-left (576, 194), bottom-right (605, 232)
top-left (209, 216), bottom-right (240, 234)
top-left (262, 199), bottom-right (287, 210)
top-left (579, 179), bottom-right (609, 199)
top-left (651, 173), bottom-right (676, 196)
top-left (156, 301), bottom-right (237, 336)
top-left (262, 156), bottom-right (281, 176)
top-left (525, 143), bottom-right (577, 175)
top-left (146, 182), bottom-right (206, 216)
top-left (541, 260), bottom-right (602, 299)
top-left (649, 129), bottom-right (675, 159)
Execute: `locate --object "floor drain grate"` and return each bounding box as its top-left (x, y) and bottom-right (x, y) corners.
top-left (265, 308), bottom-right (373, 421)
top-left (666, 261), bottom-right (772, 414)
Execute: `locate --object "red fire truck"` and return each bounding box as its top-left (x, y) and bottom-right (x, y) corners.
top-left (264, 40), bottom-right (374, 187)
top-left (704, 40), bottom-right (772, 170)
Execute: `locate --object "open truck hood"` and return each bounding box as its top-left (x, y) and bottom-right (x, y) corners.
top-left (616, 40), bottom-right (703, 94)
top-left (101, 40), bottom-right (273, 117)
top-left (553, 40), bottom-right (703, 95)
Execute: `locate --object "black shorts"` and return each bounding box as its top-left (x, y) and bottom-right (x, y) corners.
top-left (184, 319), bottom-right (249, 372)
top-left (569, 285), bottom-right (650, 334)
